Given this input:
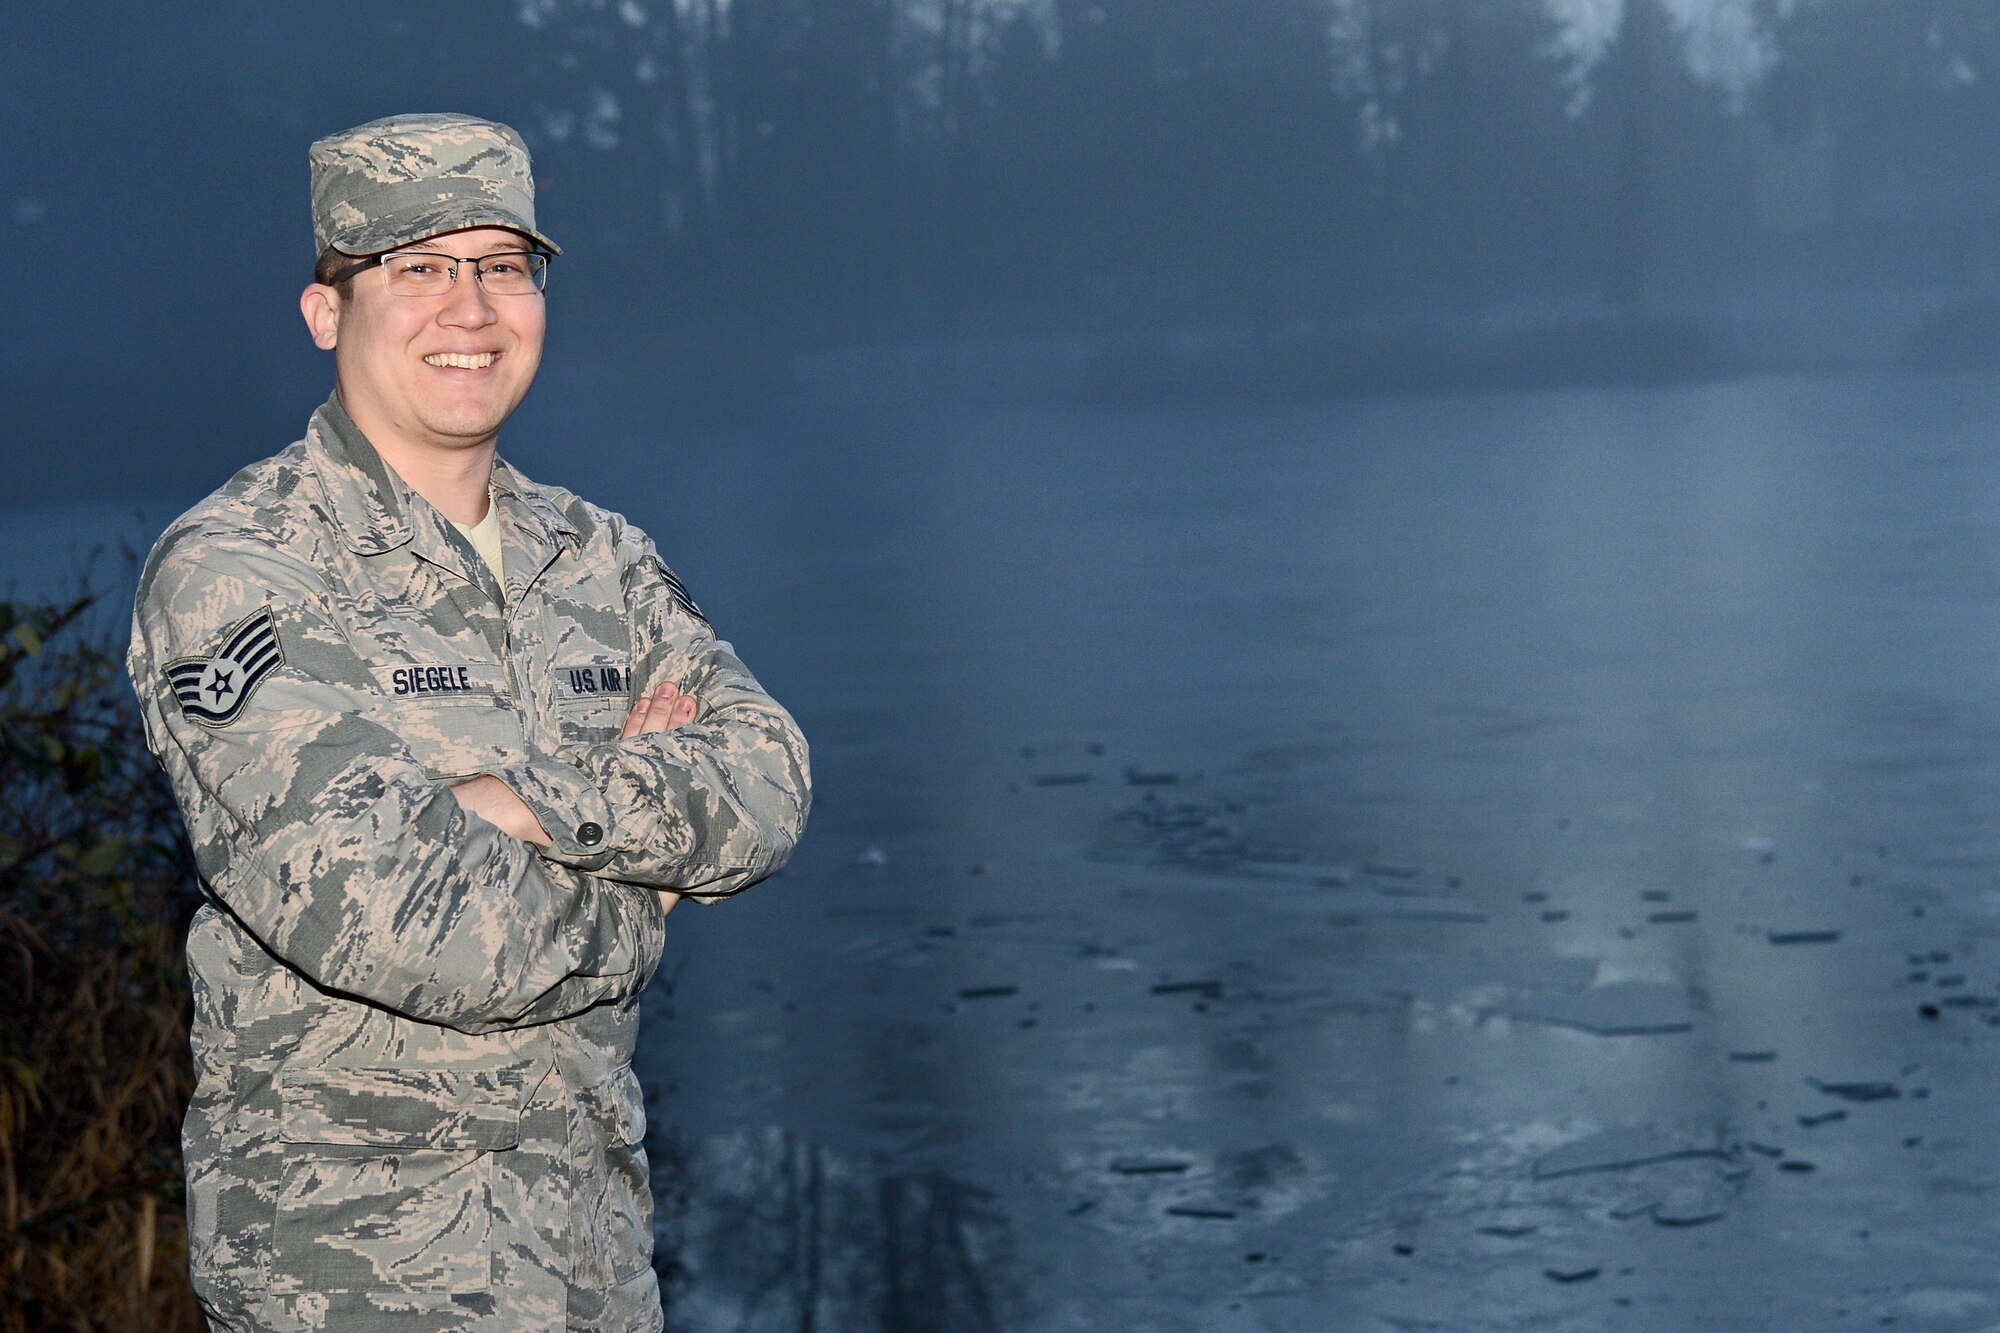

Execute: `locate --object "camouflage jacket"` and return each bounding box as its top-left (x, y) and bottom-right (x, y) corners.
top-left (127, 396), bottom-right (810, 1331)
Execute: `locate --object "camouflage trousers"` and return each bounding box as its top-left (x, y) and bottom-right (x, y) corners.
top-left (184, 1057), bottom-right (663, 1332)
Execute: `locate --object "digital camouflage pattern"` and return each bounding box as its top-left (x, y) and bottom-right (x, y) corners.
top-left (127, 395), bottom-right (810, 1331)
top-left (310, 113), bottom-right (561, 258)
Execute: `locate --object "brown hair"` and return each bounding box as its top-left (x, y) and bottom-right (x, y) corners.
top-left (313, 246), bottom-right (362, 295)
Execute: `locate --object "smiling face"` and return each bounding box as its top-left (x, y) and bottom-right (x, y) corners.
top-left (301, 227), bottom-right (547, 458)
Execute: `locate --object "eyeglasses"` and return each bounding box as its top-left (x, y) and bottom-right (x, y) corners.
top-left (332, 249), bottom-right (550, 296)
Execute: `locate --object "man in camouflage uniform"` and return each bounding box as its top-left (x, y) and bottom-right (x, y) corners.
top-left (126, 113), bottom-right (810, 1331)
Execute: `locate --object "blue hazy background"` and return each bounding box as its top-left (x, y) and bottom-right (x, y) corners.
top-left (16, 3), bottom-right (2000, 1327)
top-left (9, 0), bottom-right (2000, 518)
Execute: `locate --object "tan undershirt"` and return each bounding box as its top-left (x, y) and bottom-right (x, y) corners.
top-left (450, 500), bottom-right (505, 585)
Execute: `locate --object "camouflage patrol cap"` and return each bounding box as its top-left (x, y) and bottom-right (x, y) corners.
top-left (309, 112), bottom-right (561, 258)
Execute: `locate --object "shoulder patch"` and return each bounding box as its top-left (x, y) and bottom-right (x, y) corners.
top-left (164, 605), bottom-right (285, 728)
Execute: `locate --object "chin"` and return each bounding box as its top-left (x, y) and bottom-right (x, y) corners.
top-left (421, 402), bottom-right (515, 443)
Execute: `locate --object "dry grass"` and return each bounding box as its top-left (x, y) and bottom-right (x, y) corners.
top-left (0, 597), bottom-right (204, 1331)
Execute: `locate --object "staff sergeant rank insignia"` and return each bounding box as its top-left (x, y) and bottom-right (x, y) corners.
top-left (165, 605), bottom-right (284, 728)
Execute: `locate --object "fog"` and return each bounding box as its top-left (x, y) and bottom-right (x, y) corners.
top-left (11, 1), bottom-right (2000, 508)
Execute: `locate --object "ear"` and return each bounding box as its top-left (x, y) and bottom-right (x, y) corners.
top-left (300, 284), bottom-right (342, 350)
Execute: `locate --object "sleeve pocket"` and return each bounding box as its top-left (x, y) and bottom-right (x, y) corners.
top-left (605, 1063), bottom-right (647, 1147)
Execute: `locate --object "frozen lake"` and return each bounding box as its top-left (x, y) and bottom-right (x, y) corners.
top-left (25, 366), bottom-right (2000, 1329)
top-left (622, 368), bottom-right (2000, 1331)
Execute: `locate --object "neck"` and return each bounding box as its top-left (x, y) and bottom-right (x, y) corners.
top-left (336, 391), bottom-right (495, 526)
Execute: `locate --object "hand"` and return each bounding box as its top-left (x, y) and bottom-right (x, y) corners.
top-left (620, 682), bottom-right (698, 738)
top-left (450, 774), bottom-right (554, 847)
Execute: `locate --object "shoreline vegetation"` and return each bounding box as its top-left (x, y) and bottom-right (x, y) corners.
top-left (0, 595), bottom-right (203, 1331)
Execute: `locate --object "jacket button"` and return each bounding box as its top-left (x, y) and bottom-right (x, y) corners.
top-left (576, 822), bottom-right (604, 847)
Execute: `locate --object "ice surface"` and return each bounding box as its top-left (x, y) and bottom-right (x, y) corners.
top-left (276, 371), bottom-right (2000, 1322)
top-left (1505, 980), bottom-right (1697, 1036)
top-left (1532, 1127), bottom-right (1724, 1180)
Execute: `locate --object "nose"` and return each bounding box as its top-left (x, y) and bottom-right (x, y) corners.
top-left (437, 263), bottom-right (498, 330)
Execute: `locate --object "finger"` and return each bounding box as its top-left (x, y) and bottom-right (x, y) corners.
top-left (620, 695), bottom-right (651, 738)
top-left (674, 696), bottom-right (697, 725)
top-left (637, 698), bottom-right (679, 735)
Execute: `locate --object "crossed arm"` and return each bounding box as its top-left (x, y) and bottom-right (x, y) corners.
top-left (129, 532), bottom-right (678, 1033)
top-left (132, 506), bottom-right (807, 1031)
top-left (467, 509), bottom-right (811, 904)
top-left (451, 680), bottom-right (701, 912)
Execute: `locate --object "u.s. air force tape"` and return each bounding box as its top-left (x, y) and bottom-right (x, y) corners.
top-left (165, 605), bottom-right (284, 728)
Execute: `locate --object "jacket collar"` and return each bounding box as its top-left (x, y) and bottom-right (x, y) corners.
top-left (490, 455), bottom-right (580, 548)
top-left (305, 394), bottom-right (578, 557)
top-left (307, 393), bottom-right (412, 556)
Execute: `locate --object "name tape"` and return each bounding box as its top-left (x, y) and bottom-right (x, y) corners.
top-left (370, 663), bottom-right (507, 700)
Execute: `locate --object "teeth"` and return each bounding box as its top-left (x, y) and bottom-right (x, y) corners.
top-left (424, 352), bottom-right (495, 369)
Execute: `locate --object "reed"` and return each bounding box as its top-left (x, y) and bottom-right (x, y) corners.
top-left (0, 596), bottom-right (203, 1331)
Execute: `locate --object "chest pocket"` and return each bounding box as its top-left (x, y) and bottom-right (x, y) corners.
top-left (552, 661), bottom-right (633, 745)
top-left (370, 663), bottom-right (523, 780)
